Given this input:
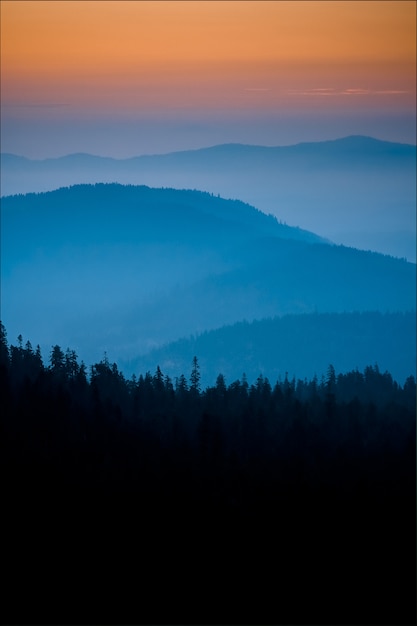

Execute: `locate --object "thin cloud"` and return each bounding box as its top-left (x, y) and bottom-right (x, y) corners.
top-left (375, 90), bottom-right (409, 94)
top-left (285, 87), bottom-right (336, 96)
top-left (244, 88), bottom-right (271, 92)
top-left (285, 87), bottom-right (409, 97)
top-left (342, 88), bottom-right (370, 95)
top-left (2, 102), bottom-right (71, 108)
top-left (286, 88), bottom-right (336, 97)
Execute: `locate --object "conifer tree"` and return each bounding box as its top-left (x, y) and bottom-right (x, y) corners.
top-left (0, 321), bottom-right (10, 369)
top-left (190, 356), bottom-right (201, 394)
top-left (50, 345), bottom-right (65, 373)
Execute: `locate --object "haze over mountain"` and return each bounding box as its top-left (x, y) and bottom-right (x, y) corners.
top-left (3, 5), bottom-right (416, 624)
top-left (1, 183), bottom-right (415, 378)
top-left (2, 135), bottom-right (415, 261)
top-left (128, 311), bottom-right (416, 388)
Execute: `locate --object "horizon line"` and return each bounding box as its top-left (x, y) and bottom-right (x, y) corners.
top-left (2, 133), bottom-right (416, 161)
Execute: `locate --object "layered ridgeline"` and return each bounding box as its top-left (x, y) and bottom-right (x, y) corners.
top-left (2, 135), bottom-right (416, 261)
top-left (1, 183), bottom-right (415, 379)
top-left (127, 312), bottom-right (416, 388)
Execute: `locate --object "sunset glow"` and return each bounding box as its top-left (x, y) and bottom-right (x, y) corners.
top-left (1, 0), bottom-right (415, 156)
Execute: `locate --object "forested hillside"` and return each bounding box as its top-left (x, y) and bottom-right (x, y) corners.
top-left (127, 311), bottom-right (416, 386)
top-left (1, 322), bottom-right (415, 624)
top-left (2, 184), bottom-right (415, 369)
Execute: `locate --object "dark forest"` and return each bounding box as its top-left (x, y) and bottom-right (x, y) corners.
top-left (1, 321), bottom-right (415, 625)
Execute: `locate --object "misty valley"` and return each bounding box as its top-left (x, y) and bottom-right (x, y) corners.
top-left (1, 140), bottom-right (416, 625)
top-left (2, 182), bottom-right (416, 378)
top-left (3, 0), bottom-right (416, 622)
top-left (2, 135), bottom-right (416, 260)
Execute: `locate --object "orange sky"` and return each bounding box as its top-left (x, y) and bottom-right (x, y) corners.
top-left (2, 0), bottom-right (415, 114)
top-left (1, 0), bottom-right (416, 156)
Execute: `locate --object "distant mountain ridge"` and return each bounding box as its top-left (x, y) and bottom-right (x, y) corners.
top-left (2, 134), bottom-right (415, 163)
top-left (2, 135), bottom-right (415, 261)
top-left (1, 184), bottom-right (415, 372)
top-left (2, 136), bottom-right (415, 181)
top-left (126, 311), bottom-right (416, 387)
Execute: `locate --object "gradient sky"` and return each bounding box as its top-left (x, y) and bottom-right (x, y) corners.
top-left (1, 0), bottom-right (416, 157)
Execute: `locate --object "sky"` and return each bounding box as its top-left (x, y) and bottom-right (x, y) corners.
top-left (1, 0), bottom-right (416, 157)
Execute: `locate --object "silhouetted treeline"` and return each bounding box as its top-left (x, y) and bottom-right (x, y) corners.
top-left (128, 310), bottom-right (416, 387)
top-left (1, 322), bottom-right (415, 625)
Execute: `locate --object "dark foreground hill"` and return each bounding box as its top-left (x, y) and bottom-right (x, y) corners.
top-left (1, 322), bottom-right (416, 625)
top-left (126, 311), bottom-right (416, 387)
top-left (1, 184), bottom-right (415, 371)
top-left (2, 135), bottom-right (416, 260)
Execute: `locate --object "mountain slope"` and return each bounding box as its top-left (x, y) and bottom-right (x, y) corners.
top-left (1, 183), bottom-right (415, 370)
top-left (2, 135), bottom-right (415, 260)
top-left (125, 311), bottom-right (416, 387)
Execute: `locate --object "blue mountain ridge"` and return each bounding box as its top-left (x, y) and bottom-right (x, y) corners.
top-left (1, 183), bottom-right (415, 378)
top-left (2, 134), bottom-right (415, 261)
